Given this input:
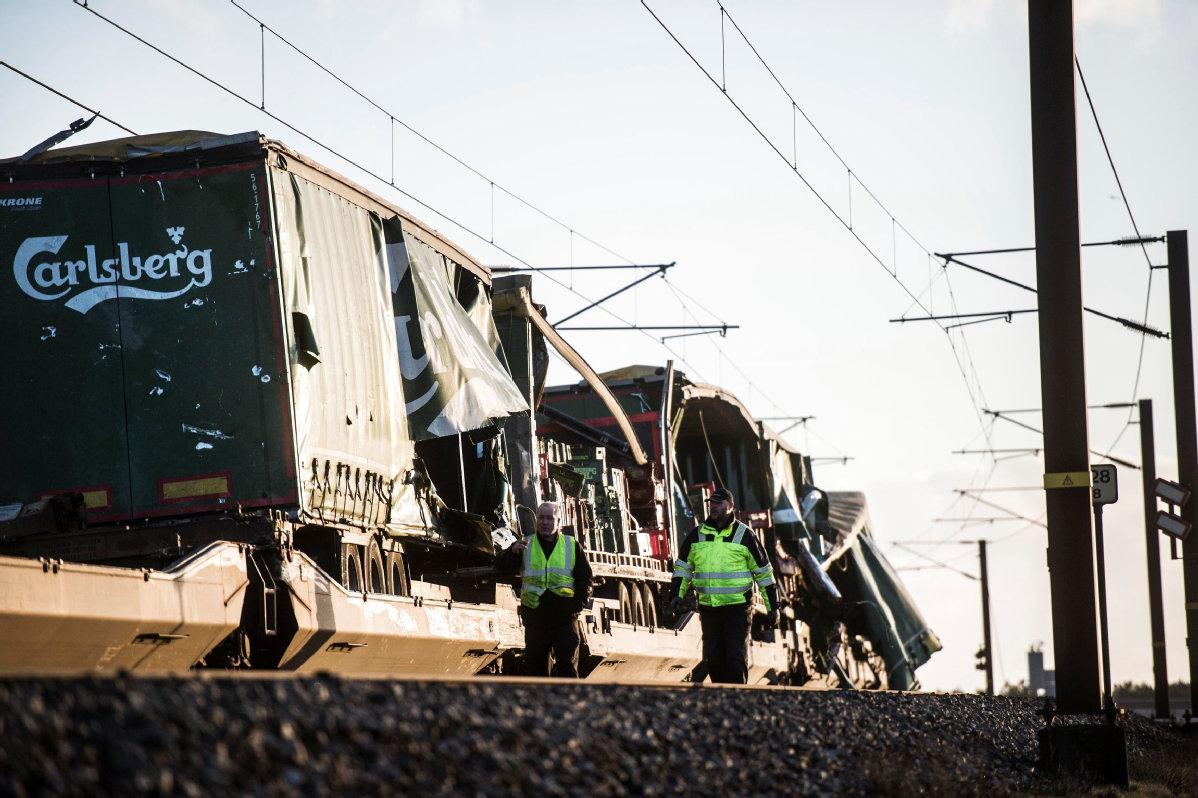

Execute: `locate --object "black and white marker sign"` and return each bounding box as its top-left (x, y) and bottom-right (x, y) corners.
top-left (1091, 463), bottom-right (1118, 505)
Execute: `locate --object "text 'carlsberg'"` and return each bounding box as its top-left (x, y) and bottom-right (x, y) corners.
top-left (13, 226), bottom-right (213, 314)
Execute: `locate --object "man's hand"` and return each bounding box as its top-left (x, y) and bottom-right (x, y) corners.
top-left (511, 538), bottom-right (528, 554)
top-left (669, 596), bottom-right (682, 615)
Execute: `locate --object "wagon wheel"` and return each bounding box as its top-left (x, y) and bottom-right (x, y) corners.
top-left (629, 584), bottom-right (646, 628)
top-left (386, 550), bottom-right (410, 597)
top-left (617, 582), bottom-right (632, 624)
top-left (364, 539), bottom-right (386, 594)
top-left (341, 543), bottom-right (364, 592)
top-left (640, 583), bottom-right (658, 628)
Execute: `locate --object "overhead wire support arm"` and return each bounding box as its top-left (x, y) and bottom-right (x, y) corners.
top-left (890, 309), bottom-right (1037, 324)
top-left (949, 486), bottom-right (1043, 493)
top-left (933, 517), bottom-right (1031, 524)
top-left (759, 415), bottom-right (816, 436)
top-left (892, 543), bottom-right (979, 580)
top-left (938, 235), bottom-right (1165, 259)
top-left (984, 402), bottom-right (1137, 414)
top-left (985, 409), bottom-right (1140, 469)
top-left (938, 254), bottom-right (1169, 339)
top-left (944, 315), bottom-right (1016, 331)
top-left (491, 263), bottom-right (675, 274)
top-left (660, 328), bottom-right (729, 343)
top-left (954, 490), bottom-right (1047, 528)
top-left (558, 324), bottom-right (738, 332)
top-left (551, 263), bottom-right (675, 326)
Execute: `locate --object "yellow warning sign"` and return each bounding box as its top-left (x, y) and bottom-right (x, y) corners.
top-left (1043, 471), bottom-right (1092, 489)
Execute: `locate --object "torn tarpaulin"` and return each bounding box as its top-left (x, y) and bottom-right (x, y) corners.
top-left (378, 216), bottom-right (526, 440)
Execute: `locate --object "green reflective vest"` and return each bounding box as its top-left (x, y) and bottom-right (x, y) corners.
top-left (520, 533), bottom-right (576, 609)
top-left (677, 520), bottom-right (775, 609)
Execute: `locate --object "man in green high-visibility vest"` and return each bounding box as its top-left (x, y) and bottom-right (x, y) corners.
top-left (496, 501), bottom-right (593, 677)
top-left (670, 488), bottom-right (779, 684)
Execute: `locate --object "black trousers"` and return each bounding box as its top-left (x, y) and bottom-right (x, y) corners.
top-left (699, 603), bottom-right (752, 684)
top-left (523, 613), bottom-right (582, 678)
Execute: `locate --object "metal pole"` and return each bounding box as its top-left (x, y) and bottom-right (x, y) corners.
top-left (1027, 0), bottom-right (1102, 713)
top-left (1025, 0), bottom-right (1097, 709)
top-left (979, 539), bottom-right (994, 696)
top-left (661, 359), bottom-right (677, 556)
top-left (1166, 229), bottom-right (1198, 715)
top-left (457, 431), bottom-right (468, 511)
top-left (1094, 504), bottom-right (1114, 714)
top-left (1139, 398), bottom-right (1170, 718)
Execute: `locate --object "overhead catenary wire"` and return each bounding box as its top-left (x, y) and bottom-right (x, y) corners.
top-left (62, 1), bottom-right (713, 388)
top-left (60, 1), bottom-right (903, 478)
top-left (220, 0), bottom-right (839, 452)
top-left (227, 0), bottom-right (645, 274)
top-left (65, 0), bottom-right (735, 388)
top-left (0, 61), bottom-right (136, 136)
top-left (641, 1), bottom-right (939, 315)
top-left (636, 1), bottom-right (997, 460)
top-left (47, 0), bottom-right (844, 461)
top-left (1075, 55), bottom-right (1159, 458)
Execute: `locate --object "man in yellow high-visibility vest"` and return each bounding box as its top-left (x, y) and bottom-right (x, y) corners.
top-left (497, 501), bottom-right (592, 677)
top-left (670, 488), bottom-right (778, 684)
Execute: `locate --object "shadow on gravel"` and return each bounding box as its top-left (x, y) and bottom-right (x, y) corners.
top-left (859, 716), bottom-right (1198, 798)
top-left (1024, 729), bottom-right (1198, 798)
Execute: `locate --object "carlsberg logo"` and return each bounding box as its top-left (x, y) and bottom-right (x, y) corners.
top-left (13, 227), bottom-right (213, 314)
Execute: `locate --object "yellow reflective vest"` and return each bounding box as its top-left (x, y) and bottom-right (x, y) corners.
top-left (674, 520), bottom-right (775, 609)
top-left (520, 533), bottom-right (576, 609)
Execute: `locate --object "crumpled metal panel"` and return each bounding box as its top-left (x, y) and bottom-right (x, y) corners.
top-left (823, 491), bottom-right (943, 688)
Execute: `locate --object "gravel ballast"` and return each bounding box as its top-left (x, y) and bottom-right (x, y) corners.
top-left (0, 676), bottom-right (1186, 796)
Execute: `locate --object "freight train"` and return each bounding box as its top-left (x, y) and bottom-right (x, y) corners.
top-left (0, 131), bottom-right (940, 686)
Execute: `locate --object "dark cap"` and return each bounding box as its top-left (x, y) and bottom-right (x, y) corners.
top-left (706, 488), bottom-right (734, 504)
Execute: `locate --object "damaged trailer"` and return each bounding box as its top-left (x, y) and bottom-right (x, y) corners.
top-left (0, 130), bottom-right (532, 674)
top-left (0, 129), bottom-right (938, 687)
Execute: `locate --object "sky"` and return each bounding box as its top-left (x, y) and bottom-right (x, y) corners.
top-left (3, 0), bottom-right (1198, 693)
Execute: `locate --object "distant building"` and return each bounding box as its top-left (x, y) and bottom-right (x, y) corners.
top-left (1028, 643), bottom-right (1056, 697)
